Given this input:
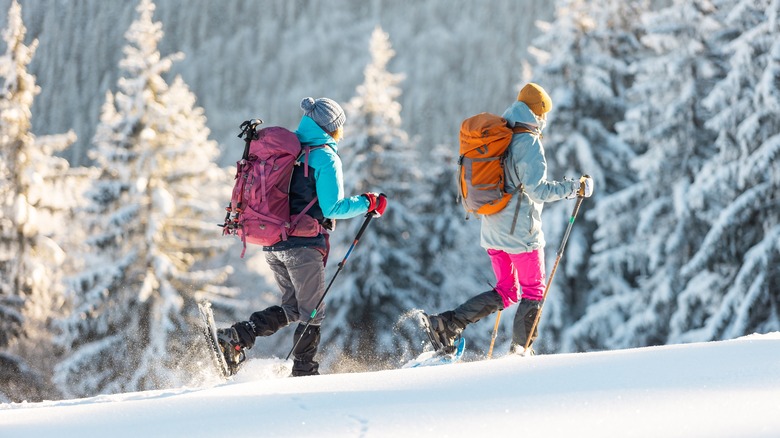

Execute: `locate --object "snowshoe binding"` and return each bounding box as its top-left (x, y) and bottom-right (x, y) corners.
top-left (404, 337), bottom-right (466, 368)
top-left (420, 311), bottom-right (463, 353)
top-left (216, 327), bottom-right (247, 376)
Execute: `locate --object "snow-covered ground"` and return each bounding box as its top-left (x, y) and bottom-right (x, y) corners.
top-left (2, 333), bottom-right (779, 437)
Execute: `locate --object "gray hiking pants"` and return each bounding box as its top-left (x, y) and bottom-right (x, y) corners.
top-left (265, 248), bottom-right (326, 325)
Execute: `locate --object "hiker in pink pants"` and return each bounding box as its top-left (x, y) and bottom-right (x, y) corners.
top-left (423, 83), bottom-right (593, 355)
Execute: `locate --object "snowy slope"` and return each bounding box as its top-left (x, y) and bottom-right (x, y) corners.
top-left (2, 333), bottom-right (779, 438)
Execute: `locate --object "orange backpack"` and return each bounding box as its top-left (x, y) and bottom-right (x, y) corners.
top-left (458, 113), bottom-right (531, 218)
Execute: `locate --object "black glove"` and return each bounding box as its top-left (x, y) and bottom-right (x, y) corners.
top-left (322, 218), bottom-right (336, 231)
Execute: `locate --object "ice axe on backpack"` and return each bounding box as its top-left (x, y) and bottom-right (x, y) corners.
top-left (219, 119), bottom-right (264, 234)
top-left (238, 119), bottom-right (263, 145)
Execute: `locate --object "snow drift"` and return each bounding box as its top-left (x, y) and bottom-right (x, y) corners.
top-left (2, 332), bottom-right (779, 437)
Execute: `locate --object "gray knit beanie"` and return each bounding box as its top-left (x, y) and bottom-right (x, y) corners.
top-left (300, 97), bottom-right (346, 133)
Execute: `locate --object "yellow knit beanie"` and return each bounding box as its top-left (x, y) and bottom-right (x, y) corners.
top-left (517, 83), bottom-right (552, 116)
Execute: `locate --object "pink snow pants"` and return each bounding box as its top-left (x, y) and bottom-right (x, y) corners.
top-left (487, 248), bottom-right (546, 308)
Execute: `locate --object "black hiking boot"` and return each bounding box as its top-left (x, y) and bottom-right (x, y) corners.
top-left (509, 299), bottom-right (542, 356)
top-left (291, 324), bottom-right (321, 377)
top-left (421, 290), bottom-right (502, 352)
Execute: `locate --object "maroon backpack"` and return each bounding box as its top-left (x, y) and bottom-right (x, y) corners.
top-left (221, 120), bottom-right (322, 257)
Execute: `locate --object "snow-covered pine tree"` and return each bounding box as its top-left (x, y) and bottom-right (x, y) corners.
top-left (324, 26), bottom-right (433, 369)
top-left (667, 0), bottom-right (780, 342)
top-left (523, 0), bottom-right (646, 352)
top-left (562, 0), bottom-right (727, 351)
top-left (0, 3), bottom-right (36, 401)
top-left (54, 0), bottom-right (234, 398)
top-left (0, 0), bottom-right (80, 402)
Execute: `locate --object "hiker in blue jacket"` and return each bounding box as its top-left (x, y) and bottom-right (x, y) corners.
top-left (219, 97), bottom-right (387, 376)
top-left (423, 83), bottom-right (593, 356)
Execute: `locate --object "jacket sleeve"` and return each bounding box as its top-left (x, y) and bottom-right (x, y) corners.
top-left (515, 139), bottom-right (578, 203)
top-left (311, 149), bottom-right (370, 219)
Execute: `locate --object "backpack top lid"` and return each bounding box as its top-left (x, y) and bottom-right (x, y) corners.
top-left (459, 113), bottom-right (514, 156)
top-left (248, 126), bottom-right (302, 160)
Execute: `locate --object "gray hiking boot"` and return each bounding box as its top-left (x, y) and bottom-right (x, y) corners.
top-left (509, 299), bottom-right (542, 354)
top-left (421, 290), bottom-right (503, 351)
top-left (216, 327), bottom-right (247, 374)
top-left (216, 326), bottom-right (241, 349)
top-left (422, 311), bottom-right (464, 351)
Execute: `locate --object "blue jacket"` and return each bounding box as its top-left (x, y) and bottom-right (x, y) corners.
top-left (295, 116), bottom-right (370, 219)
top-left (265, 116), bottom-right (369, 252)
top-left (479, 101), bottom-right (579, 253)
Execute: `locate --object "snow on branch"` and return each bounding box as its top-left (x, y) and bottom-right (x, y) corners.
top-left (681, 182), bottom-right (773, 279)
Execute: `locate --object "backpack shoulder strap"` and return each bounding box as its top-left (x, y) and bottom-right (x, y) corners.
top-left (298, 144), bottom-right (327, 177)
top-left (510, 123), bottom-right (537, 135)
top-left (503, 121), bottom-right (540, 186)
top-left (504, 123), bottom-right (534, 235)
top-left (509, 183), bottom-right (524, 235)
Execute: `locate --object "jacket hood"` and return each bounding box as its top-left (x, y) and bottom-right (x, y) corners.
top-left (502, 101), bottom-right (541, 130)
top-left (295, 116), bottom-right (338, 152)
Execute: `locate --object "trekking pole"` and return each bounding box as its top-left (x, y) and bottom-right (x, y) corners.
top-left (487, 310), bottom-right (502, 359)
top-left (523, 192), bottom-right (586, 353)
top-left (286, 212), bottom-right (376, 360)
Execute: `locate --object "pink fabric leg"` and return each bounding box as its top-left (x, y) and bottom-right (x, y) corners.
top-left (509, 249), bottom-right (546, 301)
top-left (487, 248), bottom-right (546, 307)
top-left (487, 249), bottom-right (520, 308)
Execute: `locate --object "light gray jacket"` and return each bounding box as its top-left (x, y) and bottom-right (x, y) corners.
top-left (479, 101), bottom-right (578, 253)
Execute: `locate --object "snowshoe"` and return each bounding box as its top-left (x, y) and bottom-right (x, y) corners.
top-left (198, 301), bottom-right (245, 378)
top-left (404, 337), bottom-right (466, 368)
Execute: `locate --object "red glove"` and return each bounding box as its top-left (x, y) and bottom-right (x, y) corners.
top-left (363, 192), bottom-right (388, 217)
